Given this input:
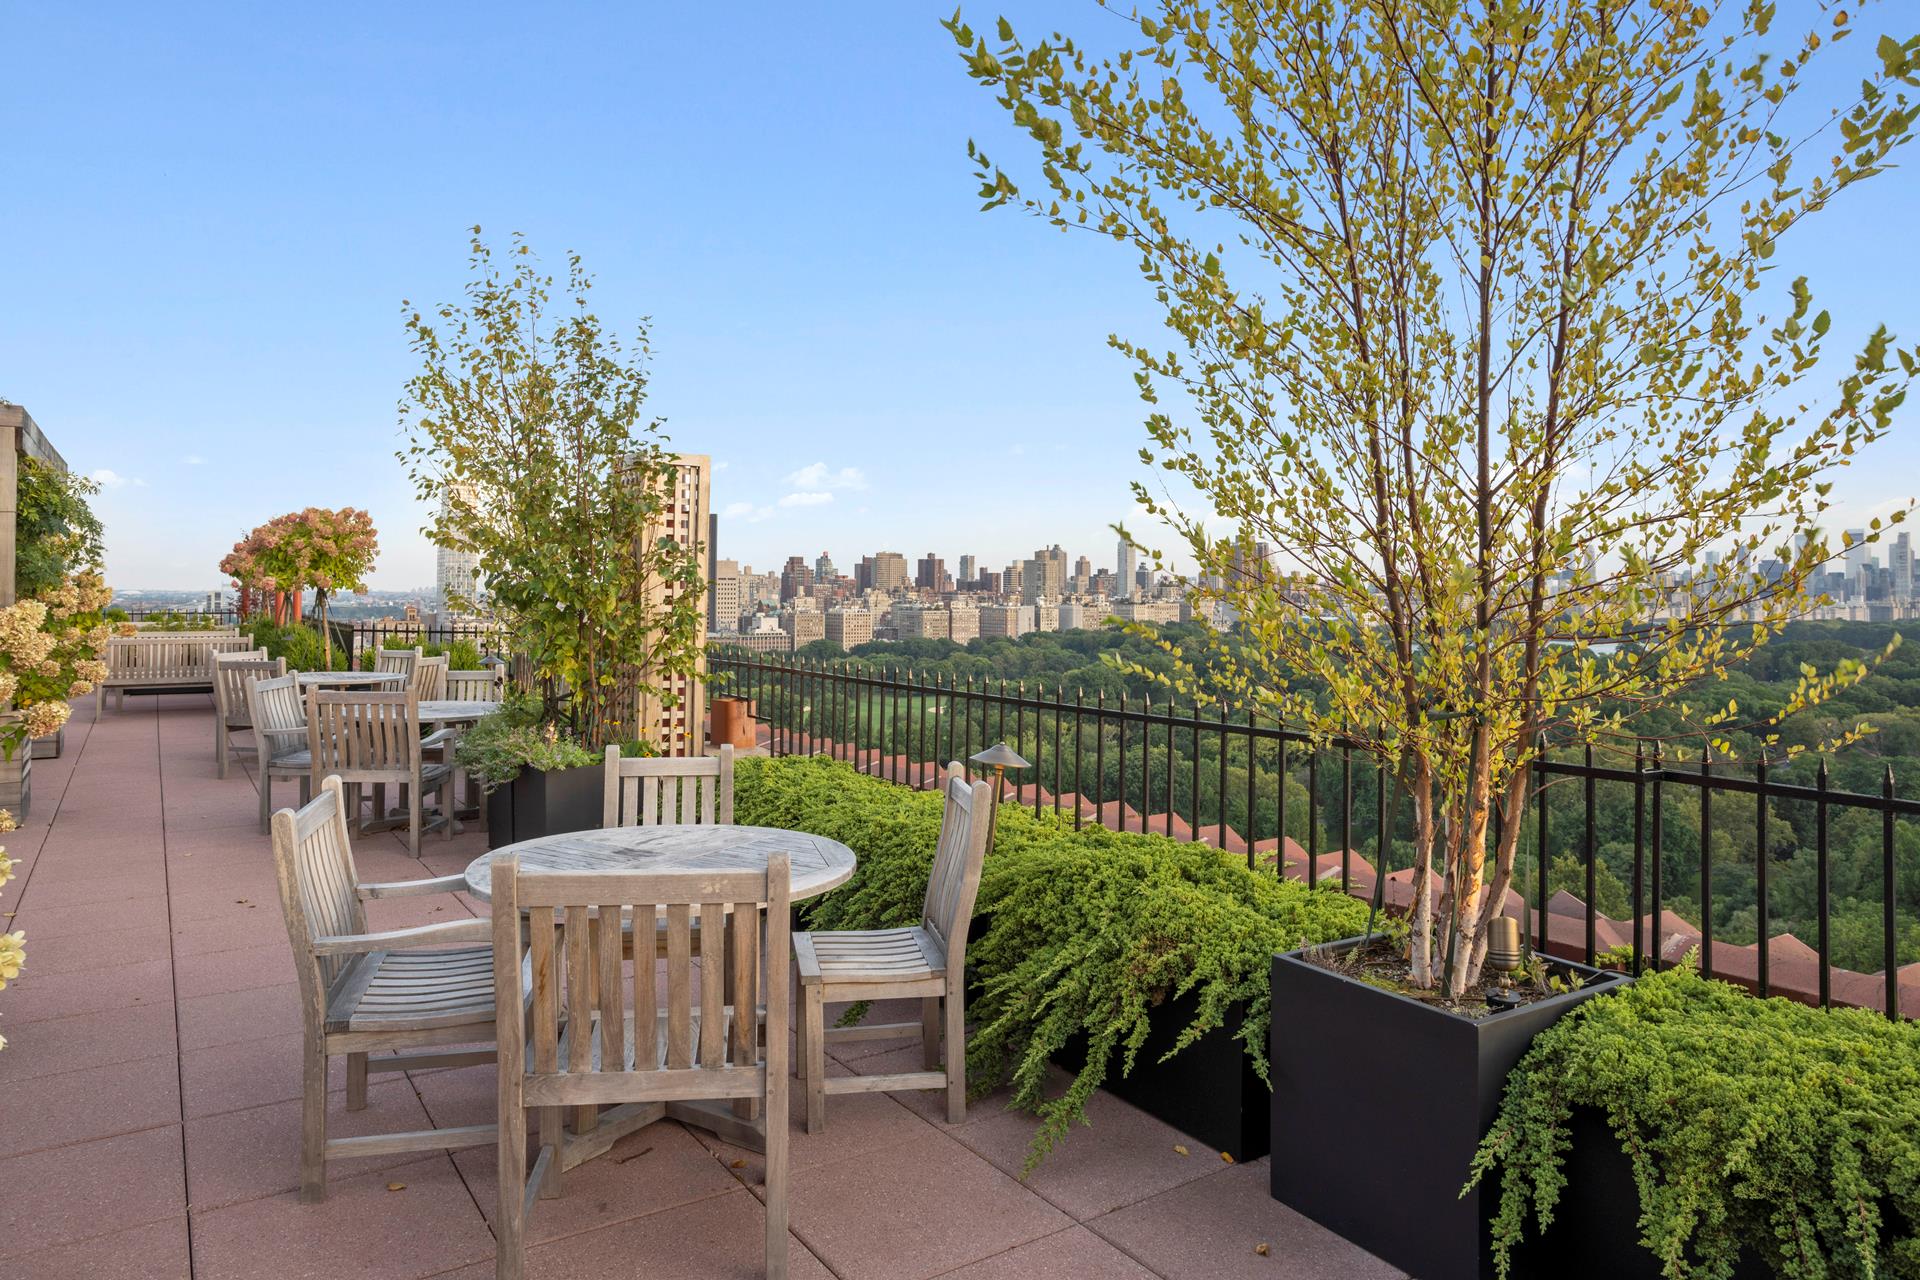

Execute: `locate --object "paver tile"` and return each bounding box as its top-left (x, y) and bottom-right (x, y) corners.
top-left (789, 1125), bottom-right (1070, 1280)
top-left (185, 1079), bottom-right (440, 1210)
top-left (190, 1155), bottom-right (495, 1280)
top-left (1, 1215), bottom-right (191, 1280)
top-left (0, 1125), bottom-right (186, 1256)
top-left (0, 1052), bottom-right (181, 1156)
top-left (936, 1225), bottom-right (1159, 1278)
top-left (1087, 1161), bottom-right (1405, 1280)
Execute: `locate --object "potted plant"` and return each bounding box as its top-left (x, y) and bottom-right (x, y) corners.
top-left (454, 697), bottom-right (601, 847)
top-left (951, 5), bottom-right (1918, 1277)
top-left (399, 231), bottom-right (706, 839)
top-left (14, 458), bottom-right (106, 760)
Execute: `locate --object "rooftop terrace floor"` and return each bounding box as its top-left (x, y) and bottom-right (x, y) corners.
top-left (1, 695), bottom-right (1403, 1280)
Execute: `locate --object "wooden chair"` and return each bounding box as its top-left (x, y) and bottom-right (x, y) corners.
top-left (374, 646), bottom-right (422, 679)
top-left (491, 852), bottom-right (791, 1280)
top-left (794, 763), bottom-right (991, 1132)
top-left (603, 744), bottom-right (734, 827)
top-left (212, 652), bottom-right (282, 779)
top-left (271, 776), bottom-right (505, 1203)
top-left (247, 670), bottom-right (312, 831)
top-left (307, 690), bottom-right (452, 856)
top-left (446, 667), bottom-right (505, 702)
top-left (411, 654), bottom-right (449, 702)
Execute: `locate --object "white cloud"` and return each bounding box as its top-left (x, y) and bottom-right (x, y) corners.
top-left (92, 468), bottom-right (144, 489)
top-left (722, 500), bottom-right (775, 523)
top-left (778, 491), bottom-right (834, 508)
top-left (781, 463), bottom-right (866, 492)
top-left (183, 454), bottom-right (206, 466)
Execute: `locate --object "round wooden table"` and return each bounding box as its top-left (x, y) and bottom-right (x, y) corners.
top-left (463, 823), bottom-right (857, 903)
top-left (296, 670), bottom-right (406, 689)
top-left (417, 698), bottom-right (500, 728)
top-left (465, 823), bottom-right (857, 1160)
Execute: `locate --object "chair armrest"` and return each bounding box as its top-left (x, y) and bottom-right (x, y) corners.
top-left (421, 728), bottom-right (459, 750)
top-left (793, 931), bottom-right (822, 984)
top-left (359, 874), bottom-right (470, 900)
top-left (311, 918), bottom-right (493, 955)
top-left (259, 726), bottom-right (307, 752)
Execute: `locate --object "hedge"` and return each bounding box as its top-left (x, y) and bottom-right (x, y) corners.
top-left (734, 754), bottom-right (1371, 1167)
top-left (1470, 962), bottom-right (1920, 1279)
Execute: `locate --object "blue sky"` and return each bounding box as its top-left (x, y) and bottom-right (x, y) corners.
top-left (3, 3), bottom-right (1917, 590)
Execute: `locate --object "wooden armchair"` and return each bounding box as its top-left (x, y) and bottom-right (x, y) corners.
top-left (411, 654), bottom-right (449, 702)
top-left (247, 670), bottom-right (311, 831)
top-left (373, 646), bottom-right (422, 679)
top-left (603, 744), bottom-right (734, 827)
top-left (490, 852), bottom-right (791, 1279)
top-left (212, 652), bottom-right (283, 779)
top-left (446, 667), bottom-right (506, 702)
top-left (271, 776), bottom-right (505, 1203)
top-left (793, 763), bottom-right (992, 1132)
top-left (307, 690), bottom-right (452, 856)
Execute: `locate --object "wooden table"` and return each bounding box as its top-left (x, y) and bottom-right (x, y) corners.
top-left (417, 698), bottom-right (500, 728)
top-left (295, 670), bottom-right (406, 689)
top-left (465, 824), bottom-right (857, 1159)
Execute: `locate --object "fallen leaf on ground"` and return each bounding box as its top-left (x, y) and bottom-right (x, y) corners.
top-left (1221, 1151), bottom-right (1234, 1164)
top-left (1255, 1243), bottom-right (1270, 1257)
top-left (387, 1182), bottom-right (406, 1192)
top-left (1173, 1144), bottom-right (1190, 1157)
top-left (730, 1158), bottom-right (747, 1169)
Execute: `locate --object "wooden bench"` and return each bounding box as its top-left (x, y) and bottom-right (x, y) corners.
top-left (98, 634), bottom-right (261, 718)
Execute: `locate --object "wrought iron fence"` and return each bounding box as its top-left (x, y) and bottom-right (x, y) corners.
top-left (710, 648), bottom-right (1918, 1019)
top-left (341, 620), bottom-right (509, 665)
top-left (116, 605), bottom-right (243, 627)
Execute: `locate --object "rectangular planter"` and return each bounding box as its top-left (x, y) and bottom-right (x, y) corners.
top-left (0, 748), bottom-right (28, 820)
top-left (485, 764), bottom-right (601, 849)
top-left (1054, 988), bottom-right (1270, 1162)
top-left (31, 727), bottom-right (64, 760)
top-left (1268, 936), bottom-right (1626, 1280)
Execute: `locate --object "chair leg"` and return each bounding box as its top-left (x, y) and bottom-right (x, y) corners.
top-left (803, 985), bottom-right (826, 1135)
top-left (346, 1053), bottom-right (368, 1111)
top-left (440, 778), bottom-right (453, 841)
top-left (496, 1086), bottom-right (528, 1280)
top-left (299, 1038), bottom-right (328, 1203)
top-left (921, 997), bottom-right (942, 1070)
top-left (765, 1044), bottom-right (791, 1280)
top-left (538, 1105), bottom-right (564, 1200)
top-left (406, 788), bottom-right (421, 858)
top-left (216, 723), bottom-right (228, 779)
top-left (258, 771), bottom-right (273, 833)
top-left (944, 987), bottom-right (966, 1125)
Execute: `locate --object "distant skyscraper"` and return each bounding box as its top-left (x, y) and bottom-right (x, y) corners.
top-left (781, 555), bottom-right (812, 602)
top-left (1116, 538), bottom-right (1137, 602)
top-left (1844, 530), bottom-right (1869, 598)
top-left (634, 454), bottom-right (711, 757)
top-left (958, 554), bottom-right (978, 585)
top-left (711, 558), bottom-right (743, 633)
top-left (870, 551), bottom-right (909, 592)
top-left (916, 554), bottom-right (946, 592)
top-left (1893, 532), bottom-right (1914, 601)
top-left (815, 551), bottom-right (837, 583)
top-left (1023, 545), bottom-right (1067, 603)
top-left (434, 485), bottom-right (484, 615)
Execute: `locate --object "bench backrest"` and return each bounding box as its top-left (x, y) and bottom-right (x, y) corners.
top-left (106, 634), bottom-right (260, 682)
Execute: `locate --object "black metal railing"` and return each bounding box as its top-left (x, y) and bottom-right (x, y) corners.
top-left (341, 620), bottom-right (508, 665)
top-left (711, 649), bottom-right (1918, 1019)
top-left (117, 605), bottom-right (243, 627)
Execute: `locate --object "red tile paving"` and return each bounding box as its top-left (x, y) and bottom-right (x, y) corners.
top-left (0, 693), bottom-right (1403, 1279)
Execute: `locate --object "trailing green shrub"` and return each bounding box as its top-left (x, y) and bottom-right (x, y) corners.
top-left (734, 755), bottom-right (1371, 1168)
top-left (1470, 962), bottom-right (1920, 1280)
top-left (447, 638), bottom-right (483, 669)
top-left (247, 620), bottom-right (334, 671)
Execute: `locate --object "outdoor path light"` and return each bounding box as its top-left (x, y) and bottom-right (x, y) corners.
top-left (968, 741), bottom-right (1030, 850)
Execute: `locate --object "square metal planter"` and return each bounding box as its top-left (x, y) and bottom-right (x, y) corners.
top-left (485, 764), bottom-right (601, 848)
top-left (1268, 936), bottom-right (1627, 1280)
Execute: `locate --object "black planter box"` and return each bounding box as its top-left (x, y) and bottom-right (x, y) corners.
top-left (1055, 987), bottom-right (1270, 1162)
top-left (485, 764), bottom-right (601, 848)
top-left (1269, 937), bottom-right (1626, 1280)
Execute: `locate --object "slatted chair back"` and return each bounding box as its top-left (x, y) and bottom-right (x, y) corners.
top-left (603, 744), bottom-right (734, 828)
top-left (445, 668), bottom-right (504, 702)
top-left (270, 776), bottom-right (368, 1002)
top-left (307, 690), bottom-right (422, 786)
top-left (919, 766), bottom-right (994, 971)
top-left (373, 646), bottom-right (422, 678)
top-left (214, 654), bottom-right (285, 727)
top-left (490, 852), bottom-right (792, 1276)
top-left (411, 654), bottom-right (449, 702)
top-left (106, 633), bottom-right (259, 682)
top-left (247, 671), bottom-right (308, 758)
